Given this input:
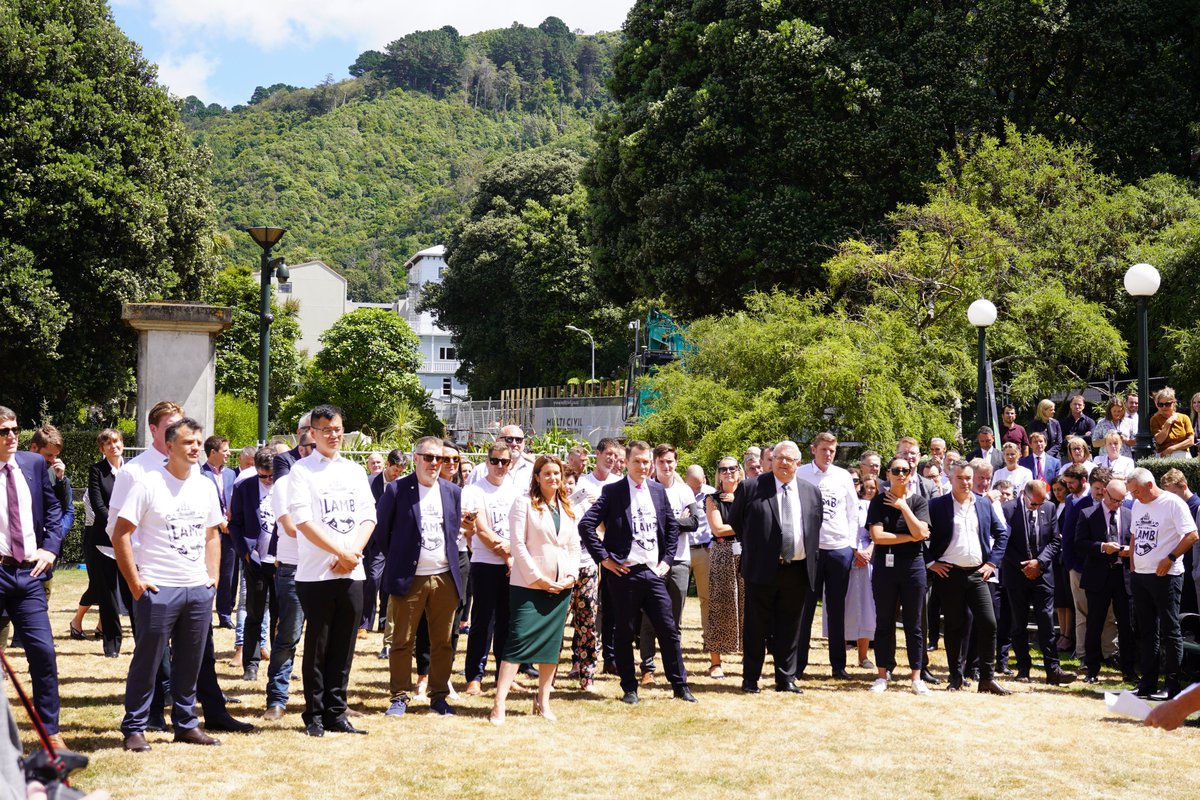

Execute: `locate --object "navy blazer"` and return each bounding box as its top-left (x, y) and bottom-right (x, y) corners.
top-left (927, 493), bottom-right (1009, 566)
top-left (228, 476), bottom-right (271, 562)
top-left (1075, 503), bottom-right (1131, 593)
top-left (727, 475), bottom-right (824, 587)
top-left (376, 474), bottom-right (463, 600)
top-left (200, 462), bottom-right (236, 516)
top-left (1001, 497), bottom-right (1059, 575)
top-left (6, 451), bottom-right (65, 559)
top-left (1060, 494), bottom-right (1093, 572)
top-left (1018, 453), bottom-right (1060, 484)
top-left (579, 478), bottom-right (680, 569)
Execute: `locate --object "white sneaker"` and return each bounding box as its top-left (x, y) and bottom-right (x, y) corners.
top-left (911, 679), bottom-right (930, 696)
top-left (869, 678), bottom-right (888, 693)
top-left (860, 658), bottom-right (875, 669)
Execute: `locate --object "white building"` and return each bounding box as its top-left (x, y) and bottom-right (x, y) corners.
top-left (268, 260), bottom-right (347, 354)
top-left (398, 245), bottom-right (468, 413)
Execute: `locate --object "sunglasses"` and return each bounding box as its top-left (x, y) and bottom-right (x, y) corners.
top-left (257, 471), bottom-right (274, 482)
top-left (0, 426), bottom-right (18, 438)
top-left (416, 453), bottom-right (447, 464)
top-left (442, 456), bottom-right (460, 464)
top-left (889, 467), bottom-right (911, 476)
top-left (1158, 401), bottom-right (1175, 407)
top-left (852, 478), bottom-right (862, 484)
top-left (489, 457), bottom-right (511, 466)
top-left (501, 436), bottom-right (525, 444)
top-left (717, 466), bottom-right (738, 473)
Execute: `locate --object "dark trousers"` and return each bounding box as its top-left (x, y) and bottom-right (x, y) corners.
top-left (196, 626), bottom-right (231, 722)
top-left (600, 570), bottom-right (618, 665)
top-left (1131, 572), bottom-right (1184, 694)
top-left (798, 547), bottom-right (853, 674)
top-left (611, 566), bottom-right (687, 693)
top-left (216, 533), bottom-right (239, 617)
top-left (965, 581), bottom-right (1003, 674)
top-left (85, 535), bottom-right (123, 656)
top-left (241, 562), bottom-right (277, 671)
top-left (121, 584), bottom-right (212, 735)
top-left (743, 561), bottom-right (810, 688)
top-left (871, 555), bottom-right (926, 672)
top-left (116, 566), bottom-right (169, 725)
top-left (639, 562), bottom-right (690, 674)
top-left (296, 579), bottom-right (364, 726)
top-left (938, 566), bottom-right (997, 682)
top-left (360, 544), bottom-right (386, 630)
top-left (464, 562), bottom-right (510, 683)
top-left (1084, 570), bottom-right (1135, 677)
top-left (0, 565), bottom-right (60, 733)
top-left (1005, 571), bottom-right (1059, 674)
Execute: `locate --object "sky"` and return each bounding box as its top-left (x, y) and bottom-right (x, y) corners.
top-left (110, 0), bottom-right (636, 108)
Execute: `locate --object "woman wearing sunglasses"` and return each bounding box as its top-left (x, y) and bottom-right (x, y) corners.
top-left (1151, 387), bottom-right (1195, 459)
top-left (702, 456), bottom-right (745, 678)
top-left (867, 456), bottom-right (931, 695)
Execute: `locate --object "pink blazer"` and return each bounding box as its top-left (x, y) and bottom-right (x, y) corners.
top-left (508, 495), bottom-right (581, 590)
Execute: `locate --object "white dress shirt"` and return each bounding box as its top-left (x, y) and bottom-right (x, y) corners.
top-left (0, 460), bottom-right (36, 559)
top-left (941, 493), bottom-right (983, 568)
top-left (775, 478), bottom-right (806, 562)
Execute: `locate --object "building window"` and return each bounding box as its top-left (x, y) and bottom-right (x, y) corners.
top-left (441, 377), bottom-right (452, 397)
top-left (439, 346), bottom-right (456, 361)
top-left (277, 282), bottom-right (292, 294)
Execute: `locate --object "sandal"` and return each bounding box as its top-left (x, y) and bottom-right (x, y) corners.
top-left (68, 623), bottom-right (87, 641)
top-left (708, 664), bottom-right (725, 679)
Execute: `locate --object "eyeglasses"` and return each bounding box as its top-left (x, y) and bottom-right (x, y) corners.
top-left (889, 467), bottom-right (911, 476)
top-left (416, 453), bottom-right (446, 464)
top-left (717, 466), bottom-right (738, 474)
top-left (501, 436), bottom-right (524, 444)
top-left (852, 478), bottom-right (862, 485)
top-left (314, 426), bottom-right (344, 436)
top-left (488, 457), bottom-right (511, 466)
top-left (257, 471), bottom-right (274, 482)
top-left (0, 426), bottom-right (17, 438)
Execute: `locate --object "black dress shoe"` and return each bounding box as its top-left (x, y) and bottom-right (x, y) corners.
top-left (1150, 690), bottom-right (1172, 702)
top-left (123, 733), bottom-right (151, 752)
top-left (174, 727), bottom-right (221, 746)
top-left (204, 716), bottom-right (255, 734)
top-left (672, 685), bottom-right (698, 703)
top-left (603, 662), bottom-right (619, 676)
top-left (377, 646), bottom-right (390, 659)
top-left (740, 684), bottom-right (760, 694)
top-left (831, 669), bottom-right (853, 680)
top-left (1015, 671), bottom-right (1031, 683)
top-left (217, 615), bottom-right (234, 629)
top-left (996, 664), bottom-right (1014, 676)
top-left (326, 719), bottom-right (368, 734)
top-left (919, 669), bottom-right (941, 685)
top-left (305, 721), bottom-right (325, 737)
top-left (1122, 673), bottom-right (1140, 685)
top-left (1134, 685), bottom-right (1155, 699)
top-left (947, 677), bottom-right (963, 691)
top-left (978, 679), bottom-right (1011, 696)
top-left (1046, 667), bottom-right (1074, 686)
top-left (1082, 675), bottom-right (1100, 684)
top-left (621, 690), bottom-right (639, 705)
top-left (774, 682), bottom-right (803, 694)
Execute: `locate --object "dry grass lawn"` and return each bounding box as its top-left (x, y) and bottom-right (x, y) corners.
top-left (10, 570), bottom-right (1199, 799)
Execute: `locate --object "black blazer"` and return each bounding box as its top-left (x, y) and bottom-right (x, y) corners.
top-left (728, 475), bottom-right (823, 586)
top-left (1075, 503), bottom-right (1131, 593)
top-left (927, 493), bottom-right (1009, 566)
top-left (1001, 497), bottom-right (1059, 576)
top-left (579, 478), bottom-right (679, 568)
top-left (228, 475), bottom-right (271, 562)
top-left (967, 447), bottom-right (1005, 471)
top-left (86, 458), bottom-right (119, 548)
top-left (376, 474), bottom-right (464, 600)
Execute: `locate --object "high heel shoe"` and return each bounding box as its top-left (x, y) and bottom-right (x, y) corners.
top-left (532, 699), bottom-right (556, 721)
top-left (488, 704), bottom-right (505, 726)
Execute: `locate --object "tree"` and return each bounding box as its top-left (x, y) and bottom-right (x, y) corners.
top-left (248, 83), bottom-right (299, 105)
top-left (383, 27), bottom-right (466, 97)
top-left (426, 149), bottom-right (627, 398)
top-left (348, 49), bottom-right (386, 77)
top-left (210, 265), bottom-right (304, 420)
top-left (277, 308), bottom-right (438, 436)
top-left (0, 0), bottom-right (219, 422)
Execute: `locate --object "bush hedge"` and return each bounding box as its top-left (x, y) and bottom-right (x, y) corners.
top-left (1135, 457), bottom-right (1200, 488)
top-left (59, 500), bottom-right (85, 566)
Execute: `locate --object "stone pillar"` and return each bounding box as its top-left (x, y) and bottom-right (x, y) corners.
top-left (122, 303), bottom-right (233, 448)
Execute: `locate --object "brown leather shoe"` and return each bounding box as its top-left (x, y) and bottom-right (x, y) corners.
top-left (173, 727), bottom-right (221, 746)
top-left (356, 628), bottom-right (368, 640)
top-left (46, 733), bottom-right (68, 752)
top-left (263, 706), bottom-right (285, 721)
top-left (123, 733), bottom-right (151, 752)
top-left (978, 678), bottom-right (1012, 696)
top-left (464, 680), bottom-right (482, 696)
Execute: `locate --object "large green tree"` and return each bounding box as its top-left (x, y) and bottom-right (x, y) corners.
top-left (0, 0), bottom-right (218, 421)
top-left (426, 148), bottom-right (628, 398)
top-left (586, 0), bottom-right (1200, 319)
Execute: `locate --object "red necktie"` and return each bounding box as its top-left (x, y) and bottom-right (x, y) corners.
top-left (1036, 457), bottom-right (1044, 481)
top-left (4, 463), bottom-right (25, 562)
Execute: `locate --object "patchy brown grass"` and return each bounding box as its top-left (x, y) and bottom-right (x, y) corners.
top-left (9, 571), bottom-right (1196, 799)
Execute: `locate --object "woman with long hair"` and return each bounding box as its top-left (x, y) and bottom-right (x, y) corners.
top-left (1027, 399), bottom-right (1064, 459)
top-left (703, 456), bottom-right (745, 678)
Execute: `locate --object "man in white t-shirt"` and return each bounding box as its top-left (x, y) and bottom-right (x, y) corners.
top-left (1127, 468), bottom-right (1199, 700)
top-left (576, 437), bottom-right (623, 675)
top-left (287, 405), bottom-right (377, 737)
top-left (467, 425), bottom-right (533, 495)
top-left (461, 441), bottom-right (517, 695)
top-left (638, 444), bottom-right (700, 685)
top-left (377, 435), bottom-right (465, 717)
top-left (794, 432), bottom-right (860, 679)
top-left (112, 417), bottom-right (223, 752)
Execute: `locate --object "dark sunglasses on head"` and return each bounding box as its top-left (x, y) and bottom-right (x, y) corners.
top-left (889, 467), bottom-right (911, 476)
top-left (489, 457), bottom-right (511, 466)
top-left (0, 426), bottom-right (18, 438)
top-left (416, 453), bottom-right (446, 464)
top-left (501, 436), bottom-right (525, 444)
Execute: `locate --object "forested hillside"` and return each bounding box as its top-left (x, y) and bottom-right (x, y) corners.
top-left (185, 19), bottom-right (620, 302)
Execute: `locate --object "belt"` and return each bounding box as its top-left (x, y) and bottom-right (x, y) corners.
top-left (690, 543), bottom-right (710, 550)
top-left (951, 564), bottom-right (983, 571)
top-left (0, 556), bottom-right (34, 569)
top-left (778, 557), bottom-right (805, 565)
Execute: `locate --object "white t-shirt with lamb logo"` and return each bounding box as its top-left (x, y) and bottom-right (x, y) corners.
top-left (625, 478), bottom-right (660, 567)
top-left (416, 481), bottom-right (451, 576)
top-left (117, 469), bottom-right (223, 587)
top-left (287, 452), bottom-right (377, 582)
top-left (1130, 491), bottom-right (1197, 576)
top-left (462, 478), bottom-right (517, 567)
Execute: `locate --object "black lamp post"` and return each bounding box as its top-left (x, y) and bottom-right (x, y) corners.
top-left (967, 298), bottom-right (997, 433)
top-left (246, 226), bottom-right (287, 443)
top-left (1124, 262), bottom-right (1160, 459)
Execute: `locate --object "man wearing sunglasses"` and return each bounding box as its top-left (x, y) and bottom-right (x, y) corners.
top-left (377, 436), bottom-right (465, 717)
top-left (228, 447), bottom-right (279, 682)
top-left (462, 442), bottom-right (517, 695)
top-left (467, 425), bottom-right (533, 495)
top-left (1075, 478), bottom-right (1136, 684)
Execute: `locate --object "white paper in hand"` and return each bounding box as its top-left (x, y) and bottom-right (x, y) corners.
top-left (1105, 690), bottom-right (1152, 721)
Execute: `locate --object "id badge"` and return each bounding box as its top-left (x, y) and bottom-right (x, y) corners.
top-left (885, 552), bottom-right (895, 568)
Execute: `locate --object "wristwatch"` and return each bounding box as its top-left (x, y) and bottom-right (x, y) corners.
top-left (1167, 552), bottom-right (1179, 562)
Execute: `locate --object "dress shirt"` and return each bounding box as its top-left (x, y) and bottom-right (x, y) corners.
top-left (775, 477), bottom-right (806, 562)
top-left (0, 460), bottom-right (36, 558)
top-left (941, 493), bottom-right (983, 567)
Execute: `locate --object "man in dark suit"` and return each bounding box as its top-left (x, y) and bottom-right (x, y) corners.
top-left (272, 412), bottom-right (312, 482)
top-left (0, 407), bottom-right (65, 751)
top-left (228, 447), bottom-right (278, 682)
top-left (1018, 432), bottom-right (1060, 485)
top-left (927, 460), bottom-right (1011, 694)
top-left (1001, 479), bottom-right (1071, 684)
top-left (1076, 477), bottom-right (1138, 683)
top-left (377, 436), bottom-right (464, 717)
top-left (727, 440), bottom-right (822, 694)
top-left (579, 440), bottom-right (696, 704)
top-left (967, 426), bottom-right (1005, 471)
top-left (201, 435), bottom-right (237, 628)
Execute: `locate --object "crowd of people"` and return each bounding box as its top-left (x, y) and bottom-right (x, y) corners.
top-left (2, 388), bottom-right (1200, 761)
